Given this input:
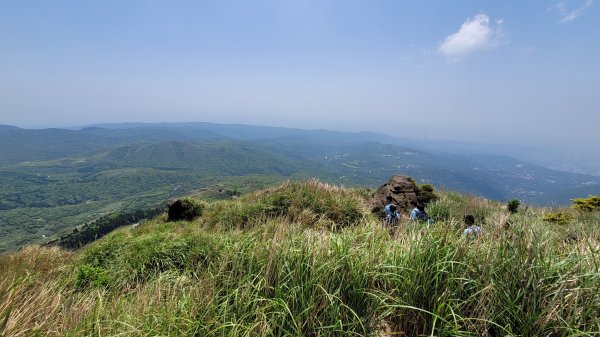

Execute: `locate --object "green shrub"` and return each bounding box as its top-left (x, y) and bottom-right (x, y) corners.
top-left (167, 197), bottom-right (205, 221)
top-left (74, 264), bottom-right (112, 289)
top-left (507, 199), bottom-right (520, 213)
top-left (416, 184), bottom-right (438, 206)
top-left (572, 195), bottom-right (600, 212)
top-left (543, 211), bottom-right (572, 225)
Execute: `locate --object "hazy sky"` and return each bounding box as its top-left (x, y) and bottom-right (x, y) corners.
top-left (1, 0), bottom-right (599, 150)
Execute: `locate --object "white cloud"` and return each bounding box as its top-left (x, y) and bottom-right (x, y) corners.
top-left (439, 14), bottom-right (503, 59)
top-left (551, 0), bottom-right (593, 23)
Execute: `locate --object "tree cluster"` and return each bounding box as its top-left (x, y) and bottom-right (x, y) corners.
top-left (54, 207), bottom-right (164, 250)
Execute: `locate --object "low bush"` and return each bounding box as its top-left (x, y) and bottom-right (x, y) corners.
top-left (572, 195), bottom-right (600, 212)
top-left (416, 183), bottom-right (438, 206)
top-left (167, 197), bottom-right (206, 221)
top-left (75, 263), bottom-right (112, 289)
top-left (507, 199), bottom-right (520, 213)
top-left (543, 211), bottom-right (572, 225)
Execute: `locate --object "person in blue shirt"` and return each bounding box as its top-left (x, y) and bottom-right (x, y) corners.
top-left (384, 196), bottom-right (400, 226)
top-left (462, 214), bottom-right (481, 239)
top-left (409, 201), bottom-right (429, 222)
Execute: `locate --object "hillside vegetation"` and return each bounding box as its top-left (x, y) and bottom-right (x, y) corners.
top-left (1, 181), bottom-right (599, 336)
top-left (3, 124), bottom-right (600, 252)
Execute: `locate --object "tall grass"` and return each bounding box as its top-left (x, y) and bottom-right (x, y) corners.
top-left (1, 183), bottom-right (599, 336)
top-left (202, 179), bottom-right (368, 230)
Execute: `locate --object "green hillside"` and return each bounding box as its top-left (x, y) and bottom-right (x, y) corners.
top-left (0, 140), bottom-right (309, 252)
top-left (1, 181), bottom-right (598, 336)
top-left (90, 141), bottom-right (300, 174)
top-left (0, 124), bottom-right (226, 164)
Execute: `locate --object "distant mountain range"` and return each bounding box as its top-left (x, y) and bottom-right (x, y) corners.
top-left (3, 122), bottom-right (599, 201)
top-left (1, 122), bottom-right (599, 251)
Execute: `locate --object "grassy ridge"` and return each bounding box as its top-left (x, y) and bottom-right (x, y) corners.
top-left (201, 180), bottom-right (368, 230)
top-left (1, 181), bottom-right (599, 336)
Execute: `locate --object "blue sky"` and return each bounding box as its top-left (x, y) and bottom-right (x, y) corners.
top-left (1, 0), bottom-right (598, 151)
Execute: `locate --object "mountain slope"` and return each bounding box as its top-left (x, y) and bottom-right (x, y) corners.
top-left (2, 123), bottom-right (600, 252)
top-left (0, 125), bottom-right (227, 164)
top-left (2, 182), bottom-right (599, 336)
top-left (89, 140), bottom-right (301, 175)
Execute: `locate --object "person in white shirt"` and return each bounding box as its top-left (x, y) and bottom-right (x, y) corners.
top-left (463, 214), bottom-right (481, 239)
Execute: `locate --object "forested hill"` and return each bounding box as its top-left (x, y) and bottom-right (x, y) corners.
top-left (0, 124), bottom-right (226, 164)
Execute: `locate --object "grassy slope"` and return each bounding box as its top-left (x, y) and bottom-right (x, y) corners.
top-left (1, 181), bottom-right (599, 336)
top-left (3, 129), bottom-right (600, 253)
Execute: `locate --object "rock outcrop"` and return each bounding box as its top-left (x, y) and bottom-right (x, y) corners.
top-left (369, 175), bottom-right (419, 216)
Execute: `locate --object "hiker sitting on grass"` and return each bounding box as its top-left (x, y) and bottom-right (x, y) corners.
top-left (463, 214), bottom-right (481, 239)
top-left (409, 201), bottom-right (429, 222)
top-left (384, 196), bottom-right (400, 226)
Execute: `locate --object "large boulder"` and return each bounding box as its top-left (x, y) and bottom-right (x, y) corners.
top-left (369, 175), bottom-right (419, 216)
